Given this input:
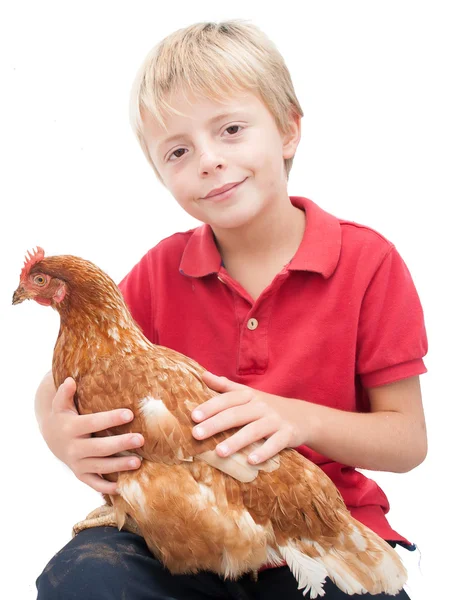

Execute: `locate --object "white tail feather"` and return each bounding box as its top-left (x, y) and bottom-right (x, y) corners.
top-left (265, 546), bottom-right (286, 567)
top-left (281, 524), bottom-right (407, 597)
top-left (279, 544), bottom-right (328, 598)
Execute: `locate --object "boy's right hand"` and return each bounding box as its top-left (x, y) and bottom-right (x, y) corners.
top-left (41, 377), bottom-right (144, 495)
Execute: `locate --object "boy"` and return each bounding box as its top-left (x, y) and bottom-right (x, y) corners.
top-left (35, 20), bottom-right (427, 599)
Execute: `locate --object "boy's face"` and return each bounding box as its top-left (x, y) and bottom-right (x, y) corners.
top-left (142, 90), bottom-right (300, 231)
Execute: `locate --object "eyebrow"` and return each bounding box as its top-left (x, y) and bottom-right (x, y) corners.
top-left (159, 111), bottom-right (245, 148)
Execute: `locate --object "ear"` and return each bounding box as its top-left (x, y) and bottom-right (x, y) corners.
top-left (282, 111), bottom-right (302, 160)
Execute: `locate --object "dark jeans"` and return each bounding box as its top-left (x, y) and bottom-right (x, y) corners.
top-left (36, 526), bottom-right (411, 599)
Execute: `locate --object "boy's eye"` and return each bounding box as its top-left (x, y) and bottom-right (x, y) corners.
top-left (169, 148), bottom-right (187, 161)
top-left (167, 125), bottom-right (243, 162)
top-left (224, 125), bottom-right (242, 135)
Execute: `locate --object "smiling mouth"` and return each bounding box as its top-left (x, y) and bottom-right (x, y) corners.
top-left (202, 178), bottom-right (247, 200)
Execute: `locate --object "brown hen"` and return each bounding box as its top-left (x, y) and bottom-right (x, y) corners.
top-left (13, 247), bottom-right (407, 597)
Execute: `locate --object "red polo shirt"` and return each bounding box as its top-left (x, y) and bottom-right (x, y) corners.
top-left (119, 196), bottom-right (427, 547)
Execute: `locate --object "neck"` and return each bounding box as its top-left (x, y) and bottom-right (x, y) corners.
top-left (212, 193), bottom-right (305, 265)
top-left (52, 288), bottom-right (151, 383)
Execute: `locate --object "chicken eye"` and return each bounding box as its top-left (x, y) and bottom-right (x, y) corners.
top-left (34, 275), bottom-right (46, 286)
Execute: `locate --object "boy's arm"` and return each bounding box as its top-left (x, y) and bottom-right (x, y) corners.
top-left (292, 375), bottom-right (427, 472)
top-left (35, 370), bottom-right (58, 433)
top-left (35, 371), bottom-right (144, 494)
top-left (193, 372), bottom-right (427, 473)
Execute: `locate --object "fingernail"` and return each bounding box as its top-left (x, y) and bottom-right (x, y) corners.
top-left (248, 454), bottom-right (259, 464)
top-left (192, 410), bottom-right (204, 421)
top-left (122, 411), bottom-right (133, 422)
top-left (131, 435), bottom-right (143, 446)
top-left (218, 444), bottom-right (229, 456)
top-left (129, 458), bottom-right (138, 467)
top-left (194, 426), bottom-right (205, 439)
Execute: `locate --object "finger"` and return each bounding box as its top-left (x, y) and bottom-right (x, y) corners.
top-left (192, 389), bottom-right (253, 423)
top-left (246, 430), bottom-right (290, 464)
top-left (81, 454), bottom-right (142, 475)
top-left (73, 408), bottom-right (135, 437)
top-left (80, 432), bottom-right (144, 457)
top-left (193, 401), bottom-right (262, 440)
top-left (215, 418), bottom-right (277, 457)
top-left (79, 473), bottom-right (119, 495)
top-left (52, 377), bottom-right (78, 414)
top-left (201, 372), bottom-right (246, 394)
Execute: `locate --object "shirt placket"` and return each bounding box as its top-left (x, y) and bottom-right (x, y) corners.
top-left (216, 268), bottom-right (289, 375)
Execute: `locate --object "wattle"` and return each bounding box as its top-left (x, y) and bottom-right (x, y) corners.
top-left (35, 297), bottom-right (52, 306)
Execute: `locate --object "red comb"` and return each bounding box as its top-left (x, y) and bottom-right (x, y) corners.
top-left (20, 246), bottom-right (45, 280)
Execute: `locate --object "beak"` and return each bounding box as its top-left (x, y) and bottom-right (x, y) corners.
top-left (12, 286), bottom-right (28, 305)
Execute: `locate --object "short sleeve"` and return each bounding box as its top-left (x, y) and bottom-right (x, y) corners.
top-left (118, 252), bottom-right (156, 343)
top-left (356, 246), bottom-right (428, 388)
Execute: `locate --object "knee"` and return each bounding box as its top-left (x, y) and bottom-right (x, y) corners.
top-left (36, 528), bottom-right (127, 599)
top-left (36, 546), bottom-right (86, 599)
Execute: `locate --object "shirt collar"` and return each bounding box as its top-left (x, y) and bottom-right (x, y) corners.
top-left (179, 196), bottom-right (342, 279)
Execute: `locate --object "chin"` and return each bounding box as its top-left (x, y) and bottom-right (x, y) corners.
top-left (204, 196), bottom-right (264, 229)
top-left (208, 206), bottom-right (262, 230)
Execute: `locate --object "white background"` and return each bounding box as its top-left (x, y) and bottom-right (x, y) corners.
top-left (1, 1), bottom-right (459, 598)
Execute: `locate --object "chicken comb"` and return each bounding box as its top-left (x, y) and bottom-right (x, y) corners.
top-left (20, 247), bottom-right (45, 281)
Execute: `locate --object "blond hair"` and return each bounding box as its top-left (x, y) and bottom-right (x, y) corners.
top-left (129, 20), bottom-right (303, 182)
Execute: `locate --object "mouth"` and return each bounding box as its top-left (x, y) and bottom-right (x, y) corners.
top-left (202, 178), bottom-right (247, 201)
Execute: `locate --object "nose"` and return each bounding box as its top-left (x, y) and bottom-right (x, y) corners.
top-left (198, 145), bottom-right (226, 176)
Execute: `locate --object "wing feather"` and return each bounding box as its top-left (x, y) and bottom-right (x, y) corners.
top-left (76, 345), bottom-right (281, 481)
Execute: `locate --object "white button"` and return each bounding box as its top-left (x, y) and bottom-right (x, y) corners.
top-left (247, 318), bottom-right (259, 330)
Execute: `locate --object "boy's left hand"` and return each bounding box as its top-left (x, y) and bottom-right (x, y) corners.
top-left (192, 371), bottom-right (309, 464)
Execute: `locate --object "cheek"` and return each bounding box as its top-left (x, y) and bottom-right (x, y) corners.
top-left (247, 146), bottom-right (284, 190)
top-left (263, 144), bottom-right (288, 186)
top-left (242, 135), bottom-right (284, 178)
top-left (163, 166), bottom-right (191, 196)
top-left (170, 179), bottom-right (195, 209)
top-left (166, 176), bottom-right (204, 219)
top-left (165, 163), bottom-right (203, 205)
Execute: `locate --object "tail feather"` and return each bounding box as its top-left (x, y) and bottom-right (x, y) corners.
top-left (277, 519), bottom-right (407, 597)
top-left (322, 550), bottom-right (370, 595)
top-left (278, 544), bottom-right (328, 598)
